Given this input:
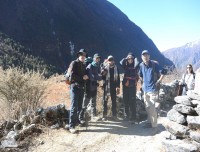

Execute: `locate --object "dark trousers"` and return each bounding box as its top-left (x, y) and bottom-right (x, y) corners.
top-left (123, 85), bottom-right (136, 120)
top-left (103, 85), bottom-right (117, 117)
top-left (69, 84), bottom-right (84, 128)
top-left (80, 89), bottom-right (97, 120)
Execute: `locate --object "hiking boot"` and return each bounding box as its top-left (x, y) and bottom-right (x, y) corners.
top-left (65, 124), bottom-right (69, 130)
top-left (142, 123), bottom-right (152, 128)
top-left (111, 116), bottom-right (118, 121)
top-left (78, 120), bottom-right (86, 127)
top-left (129, 119), bottom-right (136, 124)
top-left (152, 127), bottom-right (159, 135)
top-left (69, 127), bottom-right (77, 134)
top-left (79, 120), bottom-right (85, 125)
top-left (123, 116), bottom-right (129, 121)
top-left (101, 117), bottom-right (107, 121)
top-left (91, 116), bottom-right (101, 122)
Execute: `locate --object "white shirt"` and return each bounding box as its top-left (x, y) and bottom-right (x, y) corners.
top-left (181, 73), bottom-right (195, 90)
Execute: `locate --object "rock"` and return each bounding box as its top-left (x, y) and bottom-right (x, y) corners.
top-left (1, 131), bottom-right (19, 148)
top-left (50, 123), bottom-right (60, 129)
top-left (190, 131), bottom-right (200, 143)
top-left (1, 121), bottom-right (16, 130)
top-left (14, 122), bottom-right (22, 131)
top-left (41, 104), bottom-right (69, 126)
top-left (194, 69), bottom-right (200, 94)
top-left (167, 109), bottom-right (186, 124)
top-left (195, 106), bottom-right (200, 116)
top-left (173, 104), bottom-right (195, 115)
top-left (162, 139), bottom-right (199, 152)
top-left (174, 96), bottom-right (193, 106)
top-left (191, 100), bottom-right (200, 106)
top-left (187, 116), bottom-right (200, 129)
top-left (188, 93), bottom-right (200, 101)
top-left (16, 124), bottom-right (36, 140)
top-left (165, 120), bottom-right (189, 138)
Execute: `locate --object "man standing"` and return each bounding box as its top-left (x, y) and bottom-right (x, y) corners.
top-left (120, 53), bottom-right (139, 123)
top-left (101, 55), bottom-right (120, 120)
top-left (139, 50), bottom-right (165, 132)
top-left (68, 49), bottom-right (88, 133)
top-left (80, 53), bottom-right (102, 122)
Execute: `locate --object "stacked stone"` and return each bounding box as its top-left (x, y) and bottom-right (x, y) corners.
top-left (163, 69), bottom-right (200, 152)
top-left (0, 104), bottom-right (68, 149)
top-left (159, 80), bottom-right (179, 103)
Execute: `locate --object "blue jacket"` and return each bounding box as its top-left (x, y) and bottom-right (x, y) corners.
top-left (86, 63), bottom-right (102, 91)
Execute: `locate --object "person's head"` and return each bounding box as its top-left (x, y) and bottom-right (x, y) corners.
top-left (77, 49), bottom-right (87, 62)
top-left (85, 56), bottom-right (93, 66)
top-left (107, 55), bottom-right (115, 66)
top-left (126, 52), bottom-right (134, 64)
top-left (141, 50), bottom-right (150, 63)
top-left (93, 53), bottom-right (101, 63)
top-left (186, 64), bottom-right (194, 74)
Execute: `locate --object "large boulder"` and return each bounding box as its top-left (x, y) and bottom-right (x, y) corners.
top-left (165, 120), bottom-right (189, 138)
top-left (190, 131), bottom-right (200, 143)
top-left (1, 131), bottom-right (18, 148)
top-left (188, 92), bottom-right (200, 101)
top-left (173, 104), bottom-right (195, 115)
top-left (174, 96), bottom-right (193, 106)
top-left (187, 116), bottom-right (200, 129)
top-left (191, 100), bottom-right (200, 107)
top-left (162, 139), bottom-right (199, 152)
top-left (167, 109), bottom-right (186, 124)
top-left (195, 106), bottom-right (200, 116)
top-left (194, 68), bottom-right (200, 94)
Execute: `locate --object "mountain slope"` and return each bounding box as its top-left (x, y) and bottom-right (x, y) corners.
top-left (0, 32), bottom-right (56, 76)
top-left (162, 40), bottom-right (200, 70)
top-left (0, 0), bottom-right (173, 72)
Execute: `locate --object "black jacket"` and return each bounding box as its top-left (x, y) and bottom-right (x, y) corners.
top-left (70, 59), bottom-right (87, 87)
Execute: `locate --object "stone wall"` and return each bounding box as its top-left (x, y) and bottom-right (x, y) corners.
top-left (194, 68), bottom-right (200, 95)
top-left (164, 91), bottom-right (200, 151)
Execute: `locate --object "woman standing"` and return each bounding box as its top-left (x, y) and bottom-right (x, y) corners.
top-left (120, 53), bottom-right (139, 123)
top-left (179, 64), bottom-right (195, 95)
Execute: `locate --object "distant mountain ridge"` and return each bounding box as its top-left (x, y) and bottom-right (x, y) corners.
top-left (0, 0), bottom-right (173, 73)
top-left (162, 40), bottom-right (200, 70)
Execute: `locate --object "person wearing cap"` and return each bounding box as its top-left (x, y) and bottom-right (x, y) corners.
top-left (84, 56), bottom-right (93, 67)
top-left (120, 52), bottom-right (139, 123)
top-left (178, 64), bottom-right (195, 95)
top-left (68, 49), bottom-right (89, 133)
top-left (101, 55), bottom-right (120, 120)
top-left (80, 53), bottom-right (102, 122)
top-left (139, 50), bottom-right (166, 132)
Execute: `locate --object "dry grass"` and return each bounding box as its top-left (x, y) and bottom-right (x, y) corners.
top-left (0, 67), bottom-right (48, 121)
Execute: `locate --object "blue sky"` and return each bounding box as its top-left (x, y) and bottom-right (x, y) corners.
top-left (107, 0), bottom-right (200, 51)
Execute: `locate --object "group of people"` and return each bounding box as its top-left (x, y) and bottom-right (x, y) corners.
top-left (66, 49), bottom-right (167, 134)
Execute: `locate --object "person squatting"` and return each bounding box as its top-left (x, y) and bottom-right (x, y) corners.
top-left (66, 49), bottom-right (170, 134)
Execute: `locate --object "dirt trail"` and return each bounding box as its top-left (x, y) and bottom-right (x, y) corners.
top-left (27, 76), bottom-right (174, 152)
top-left (29, 117), bottom-right (170, 152)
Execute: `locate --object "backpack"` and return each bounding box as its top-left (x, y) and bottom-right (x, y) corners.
top-left (64, 61), bottom-right (75, 85)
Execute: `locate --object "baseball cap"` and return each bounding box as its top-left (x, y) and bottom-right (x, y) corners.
top-left (141, 50), bottom-right (149, 55)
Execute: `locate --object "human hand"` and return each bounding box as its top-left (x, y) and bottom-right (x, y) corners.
top-left (116, 87), bottom-right (120, 95)
top-left (155, 80), bottom-right (161, 88)
top-left (83, 75), bottom-right (89, 80)
top-left (179, 81), bottom-right (183, 85)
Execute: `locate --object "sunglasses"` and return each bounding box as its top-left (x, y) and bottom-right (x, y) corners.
top-left (187, 67), bottom-right (192, 69)
top-left (128, 58), bottom-right (133, 60)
